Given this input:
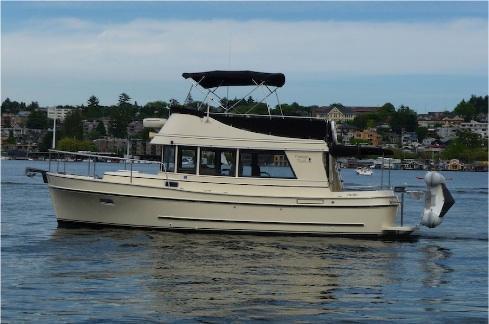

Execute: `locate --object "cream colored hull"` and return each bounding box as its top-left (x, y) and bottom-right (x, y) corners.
top-left (47, 174), bottom-right (411, 236)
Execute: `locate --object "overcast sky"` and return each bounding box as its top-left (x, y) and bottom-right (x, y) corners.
top-left (1, 1), bottom-right (488, 112)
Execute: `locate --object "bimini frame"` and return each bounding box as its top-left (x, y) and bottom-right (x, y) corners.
top-left (182, 70), bottom-right (285, 117)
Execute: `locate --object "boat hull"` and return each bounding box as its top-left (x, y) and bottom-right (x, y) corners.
top-left (47, 174), bottom-right (408, 237)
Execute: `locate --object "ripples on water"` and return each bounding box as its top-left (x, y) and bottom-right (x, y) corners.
top-left (2, 161), bottom-right (488, 322)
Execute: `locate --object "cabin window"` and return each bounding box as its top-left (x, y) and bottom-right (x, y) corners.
top-left (238, 150), bottom-right (296, 179)
top-left (177, 146), bottom-right (197, 174)
top-left (162, 145), bottom-right (175, 172)
top-left (200, 148), bottom-right (236, 176)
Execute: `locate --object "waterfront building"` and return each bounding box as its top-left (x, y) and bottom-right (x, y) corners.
top-left (458, 120), bottom-right (488, 138)
top-left (354, 128), bottom-right (382, 146)
top-left (447, 159), bottom-right (464, 171)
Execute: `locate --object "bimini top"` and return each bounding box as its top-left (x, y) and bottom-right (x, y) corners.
top-left (182, 70), bottom-right (286, 89)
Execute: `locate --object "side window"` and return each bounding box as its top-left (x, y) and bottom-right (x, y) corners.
top-left (177, 146), bottom-right (197, 174)
top-left (239, 150), bottom-right (296, 179)
top-left (162, 145), bottom-right (175, 172)
top-left (200, 148), bottom-right (236, 176)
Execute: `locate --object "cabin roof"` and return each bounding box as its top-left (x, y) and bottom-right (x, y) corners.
top-left (151, 113), bottom-right (328, 151)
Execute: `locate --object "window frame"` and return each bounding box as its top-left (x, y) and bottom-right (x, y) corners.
top-left (177, 145), bottom-right (198, 174)
top-left (199, 147), bottom-right (237, 177)
top-left (161, 145), bottom-right (176, 173)
top-left (238, 149), bottom-right (297, 179)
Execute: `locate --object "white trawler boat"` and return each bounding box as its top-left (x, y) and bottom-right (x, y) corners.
top-left (27, 71), bottom-right (454, 237)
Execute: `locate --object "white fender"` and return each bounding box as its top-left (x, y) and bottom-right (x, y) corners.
top-left (421, 171), bottom-right (455, 228)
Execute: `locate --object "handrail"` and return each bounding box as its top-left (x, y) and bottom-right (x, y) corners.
top-left (48, 149), bottom-right (161, 165)
top-left (47, 149), bottom-right (169, 183)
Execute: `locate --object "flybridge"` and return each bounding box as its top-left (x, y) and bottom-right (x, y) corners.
top-left (178, 70), bottom-right (393, 157)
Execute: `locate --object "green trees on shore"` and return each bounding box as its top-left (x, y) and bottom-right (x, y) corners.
top-left (453, 95), bottom-right (488, 121)
top-left (1, 94), bottom-right (487, 158)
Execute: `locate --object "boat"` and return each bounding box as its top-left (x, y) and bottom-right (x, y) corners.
top-left (25, 70), bottom-right (455, 237)
top-left (355, 167), bottom-right (373, 176)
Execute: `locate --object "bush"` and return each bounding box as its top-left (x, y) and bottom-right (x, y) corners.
top-left (57, 137), bottom-right (96, 152)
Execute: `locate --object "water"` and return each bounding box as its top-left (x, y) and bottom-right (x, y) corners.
top-left (2, 160), bottom-right (487, 322)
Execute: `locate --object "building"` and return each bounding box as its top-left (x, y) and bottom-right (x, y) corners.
top-left (422, 137), bottom-right (437, 146)
top-left (417, 112), bottom-right (452, 128)
top-left (47, 106), bottom-right (79, 121)
top-left (83, 120), bottom-right (100, 135)
top-left (458, 120), bottom-right (488, 138)
top-left (354, 128), bottom-right (382, 146)
top-left (127, 120), bottom-right (144, 137)
top-left (447, 159), bottom-right (464, 171)
top-left (312, 106), bottom-right (354, 122)
top-left (436, 127), bottom-right (458, 142)
top-left (311, 106), bottom-right (379, 123)
top-left (93, 138), bottom-right (128, 154)
top-left (335, 124), bottom-right (357, 144)
top-left (441, 116), bottom-right (464, 127)
top-left (401, 132), bottom-right (418, 146)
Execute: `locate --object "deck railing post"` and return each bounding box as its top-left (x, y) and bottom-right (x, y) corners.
top-left (394, 186), bottom-right (406, 226)
top-left (93, 157), bottom-right (96, 178)
top-left (56, 153), bottom-right (60, 173)
top-left (380, 154), bottom-right (384, 189)
top-left (88, 158), bottom-right (90, 176)
top-left (400, 191), bottom-right (405, 226)
top-left (130, 161), bottom-right (133, 184)
top-left (388, 158), bottom-right (391, 188)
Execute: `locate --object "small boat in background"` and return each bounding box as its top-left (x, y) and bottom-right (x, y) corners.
top-left (355, 167), bottom-right (373, 176)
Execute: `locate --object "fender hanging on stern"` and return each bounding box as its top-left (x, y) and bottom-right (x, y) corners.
top-left (421, 171), bottom-right (455, 228)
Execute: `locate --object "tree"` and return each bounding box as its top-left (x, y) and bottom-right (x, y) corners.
top-left (467, 95), bottom-right (488, 115)
top-left (61, 110), bottom-right (84, 140)
top-left (27, 101), bottom-right (39, 110)
top-left (95, 121), bottom-right (107, 137)
top-left (416, 127), bottom-right (429, 142)
top-left (84, 95), bottom-right (103, 120)
top-left (453, 99), bottom-right (477, 121)
top-left (1, 98), bottom-right (11, 111)
top-left (109, 106), bottom-right (133, 138)
top-left (88, 95), bottom-right (99, 107)
top-left (390, 105), bottom-right (417, 133)
top-left (57, 137), bottom-right (96, 152)
top-left (141, 101), bottom-right (169, 118)
top-left (118, 93), bottom-right (131, 106)
top-left (38, 131), bottom-right (53, 151)
top-left (169, 98), bottom-right (180, 108)
top-left (26, 110), bottom-right (48, 129)
top-left (441, 130), bottom-right (488, 162)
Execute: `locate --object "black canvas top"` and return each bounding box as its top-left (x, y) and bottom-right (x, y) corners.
top-left (182, 70), bottom-right (286, 89)
top-left (172, 107), bottom-right (393, 157)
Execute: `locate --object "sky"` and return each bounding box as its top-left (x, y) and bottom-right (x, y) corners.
top-left (1, 1), bottom-right (488, 112)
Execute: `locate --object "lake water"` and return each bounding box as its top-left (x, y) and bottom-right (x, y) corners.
top-left (1, 160), bottom-right (487, 322)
